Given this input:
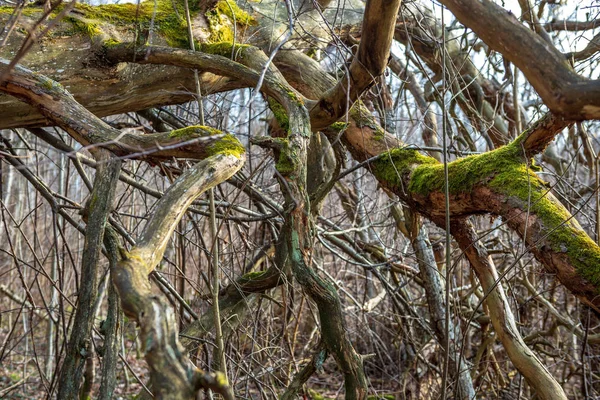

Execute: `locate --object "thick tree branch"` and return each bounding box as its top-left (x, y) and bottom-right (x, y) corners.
top-left (112, 151), bottom-right (242, 400)
top-left (438, 0), bottom-right (600, 119)
top-left (260, 46), bottom-right (600, 316)
top-left (0, 60), bottom-right (242, 161)
top-left (309, 0), bottom-right (402, 130)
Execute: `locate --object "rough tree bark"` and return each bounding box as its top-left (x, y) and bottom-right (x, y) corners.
top-left (1, 0), bottom-right (600, 398)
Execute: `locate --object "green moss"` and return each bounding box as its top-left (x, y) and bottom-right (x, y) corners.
top-left (267, 98), bottom-right (290, 133)
top-left (277, 84), bottom-right (304, 107)
top-left (329, 122), bottom-right (348, 132)
top-left (374, 140), bottom-right (600, 288)
top-left (71, 0), bottom-right (192, 47)
top-left (102, 38), bottom-right (121, 48)
top-left (409, 144), bottom-right (522, 196)
top-left (238, 270), bottom-right (268, 283)
top-left (215, 371), bottom-right (228, 386)
top-left (372, 126), bottom-right (386, 140)
top-left (36, 73), bottom-right (64, 93)
top-left (308, 389), bottom-right (333, 400)
top-left (204, 11), bottom-right (229, 42)
top-left (169, 126), bottom-right (244, 158)
top-left (492, 166), bottom-right (600, 287)
top-left (206, 133), bottom-right (245, 158)
top-left (371, 148), bottom-right (437, 189)
top-left (169, 125), bottom-right (220, 139)
top-left (200, 41), bottom-right (250, 57)
top-left (289, 91), bottom-right (303, 106)
top-left (274, 139), bottom-right (300, 175)
top-left (205, 0), bottom-right (255, 43)
top-left (65, 16), bottom-right (103, 37)
top-left (215, 0), bottom-right (255, 25)
top-left (306, 47), bottom-right (319, 59)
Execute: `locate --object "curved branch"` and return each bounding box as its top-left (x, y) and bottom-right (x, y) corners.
top-left (309, 0), bottom-right (402, 130)
top-left (128, 152), bottom-right (245, 273)
top-left (103, 45), bottom-right (307, 118)
top-left (0, 60), bottom-right (242, 161)
top-left (113, 152), bottom-right (244, 400)
top-left (438, 0), bottom-right (600, 120)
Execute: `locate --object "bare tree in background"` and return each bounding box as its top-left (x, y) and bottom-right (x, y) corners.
top-left (1, 0), bottom-right (600, 399)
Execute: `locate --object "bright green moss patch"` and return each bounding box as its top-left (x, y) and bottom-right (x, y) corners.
top-left (409, 144), bottom-right (523, 195)
top-left (556, 227), bottom-right (600, 287)
top-left (205, 0), bottom-right (255, 43)
top-left (215, 0), bottom-right (255, 25)
top-left (496, 168), bottom-right (600, 287)
top-left (200, 41), bottom-right (250, 57)
top-left (65, 16), bottom-right (103, 37)
top-left (3, 1), bottom-right (192, 46)
top-left (372, 126), bottom-right (386, 140)
top-left (279, 85), bottom-right (304, 107)
top-left (205, 9), bottom-right (233, 43)
top-left (169, 125), bottom-right (218, 139)
top-left (308, 389), bottom-right (332, 400)
top-left (267, 98), bottom-right (290, 133)
top-left (206, 133), bottom-right (246, 158)
top-left (374, 141), bottom-right (600, 289)
top-left (102, 38), bottom-right (121, 48)
top-left (169, 127), bottom-right (245, 158)
top-left (71, 0), bottom-right (192, 47)
top-left (329, 122), bottom-right (348, 132)
top-left (371, 148), bottom-right (437, 189)
top-left (238, 270), bottom-right (268, 283)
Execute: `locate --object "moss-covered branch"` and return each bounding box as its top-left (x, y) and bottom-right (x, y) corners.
top-left (369, 125), bottom-right (600, 312)
top-left (0, 60), bottom-right (244, 161)
top-left (0, 0), bottom-right (259, 129)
